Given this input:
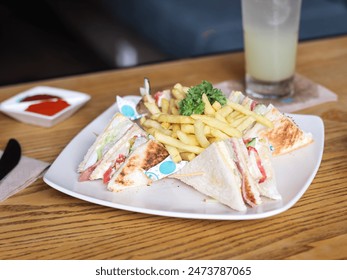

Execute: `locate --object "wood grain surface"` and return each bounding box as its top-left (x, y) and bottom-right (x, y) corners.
top-left (0, 36), bottom-right (346, 260)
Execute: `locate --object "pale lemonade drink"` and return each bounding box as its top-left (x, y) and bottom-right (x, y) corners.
top-left (242, 0), bottom-right (302, 98)
top-left (244, 29), bottom-right (298, 82)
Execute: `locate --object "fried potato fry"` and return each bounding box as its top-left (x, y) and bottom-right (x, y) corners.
top-left (180, 152), bottom-right (196, 161)
top-left (225, 111), bottom-right (244, 124)
top-left (214, 112), bottom-right (228, 123)
top-left (140, 116), bottom-right (146, 126)
top-left (149, 113), bottom-right (161, 120)
top-left (202, 93), bottom-right (215, 115)
top-left (172, 124), bottom-right (180, 132)
top-left (217, 105), bottom-right (233, 117)
top-left (180, 124), bottom-right (194, 134)
top-left (227, 110), bottom-right (242, 120)
top-left (207, 137), bottom-right (220, 143)
top-left (180, 124), bottom-right (211, 135)
top-left (160, 122), bottom-right (171, 129)
top-left (169, 99), bottom-right (179, 115)
top-left (212, 101), bottom-right (222, 111)
top-left (174, 83), bottom-right (190, 94)
top-left (194, 119), bottom-right (210, 148)
top-left (158, 114), bottom-right (194, 124)
top-left (165, 145), bottom-right (182, 163)
top-left (161, 98), bottom-right (169, 114)
top-left (191, 114), bottom-right (242, 138)
top-left (144, 102), bottom-right (161, 114)
top-left (146, 127), bottom-right (156, 136)
top-left (210, 128), bottom-right (230, 140)
top-left (227, 102), bottom-right (273, 128)
top-left (176, 130), bottom-right (199, 146)
top-left (154, 131), bottom-right (204, 154)
top-left (236, 116), bottom-right (256, 132)
top-left (172, 88), bottom-right (185, 100)
top-left (143, 119), bottom-right (172, 136)
top-left (230, 115), bottom-right (248, 128)
top-left (173, 83), bottom-right (182, 91)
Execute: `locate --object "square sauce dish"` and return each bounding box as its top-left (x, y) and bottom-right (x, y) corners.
top-left (0, 86), bottom-right (90, 127)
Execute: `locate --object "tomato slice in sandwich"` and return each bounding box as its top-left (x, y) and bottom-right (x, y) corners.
top-left (247, 146), bottom-right (267, 183)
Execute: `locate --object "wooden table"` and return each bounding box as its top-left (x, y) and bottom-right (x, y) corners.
top-left (1, 35), bottom-right (346, 260)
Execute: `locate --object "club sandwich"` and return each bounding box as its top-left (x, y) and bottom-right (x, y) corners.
top-left (78, 113), bottom-right (147, 182)
top-left (172, 138), bottom-right (268, 211)
top-left (107, 139), bottom-right (169, 191)
top-left (229, 91), bottom-right (313, 156)
top-left (243, 137), bottom-right (280, 200)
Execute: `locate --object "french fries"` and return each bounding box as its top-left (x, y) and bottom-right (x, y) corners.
top-left (227, 102), bottom-right (273, 128)
top-left (212, 101), bottom-right (222, 111)
top-left (154, 131), bottom-right (204, 154)
top-left (180, 152), bottom-right (196, 161)
top-left (176, 130), bottom-right (199, 146)
top-left (171, 83), bottom-right (187, 100)
top-left (138, 83), bottom-right (273, 163)
top-left (169, 99), bottom-right (179, 115)
top-left (142, 119), bottom-right (172, 136)
top-left (202, 93), bottom-right (215, 115)
top-left (161, 98), bottom-right (169, 114)
top-left (194, 119), bottom-right (210, 148)
top-left (144, 102), bottom-right (161, 115)
top-left (180, 124), bottom-right (211, 135)
top-left (191, 115), bottom-right (242, 138)
top-left (158, 114), bottom-right (194, 124)
top-left (165, 145), bottom-right (182, 163)
top-left (210, 128), bottom-right (230, 140)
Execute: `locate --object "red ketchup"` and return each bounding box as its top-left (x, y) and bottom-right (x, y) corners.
top-left (24, 98), bottom-right (70, 116)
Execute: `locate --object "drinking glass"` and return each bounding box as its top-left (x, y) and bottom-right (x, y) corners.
top-left (242, 0), bottom-right (302, 99)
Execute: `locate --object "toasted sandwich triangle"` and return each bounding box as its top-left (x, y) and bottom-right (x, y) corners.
top-left (172, 141), bottom-right (247, 212)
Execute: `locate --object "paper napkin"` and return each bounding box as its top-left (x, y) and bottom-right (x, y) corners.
top-left (0, 151), bottom-right (50, 202)
top-left (215, 73), bottom-right (338, 113)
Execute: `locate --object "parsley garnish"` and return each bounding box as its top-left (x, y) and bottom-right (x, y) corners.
top-left (178, 80), bottom-right (226, 116)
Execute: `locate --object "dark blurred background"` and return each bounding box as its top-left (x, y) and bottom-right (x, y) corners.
top-left (1, 0), bottom-right (347, 86)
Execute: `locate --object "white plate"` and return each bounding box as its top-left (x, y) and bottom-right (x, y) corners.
top-left (0, 86), bottom-right (90, 127)
top-left (43, 97), bottom-right (324, 220)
